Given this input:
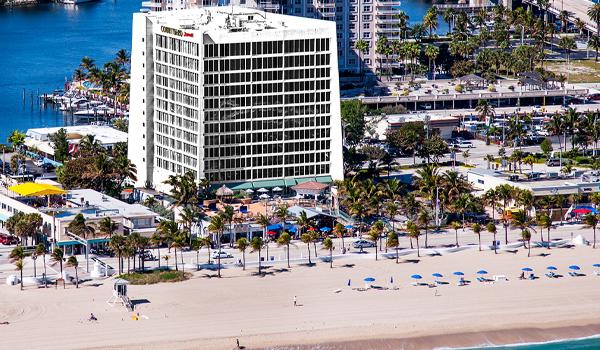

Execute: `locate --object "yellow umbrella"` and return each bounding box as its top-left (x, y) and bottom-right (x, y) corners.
top-left (8, 182), bottom-right (66, 197)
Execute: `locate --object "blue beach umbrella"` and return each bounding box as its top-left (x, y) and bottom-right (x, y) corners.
top-left (453, 271), bottom-right (465, 276)
top-left (521, 267), bottom-right (533, 272)
top-left (432, 273), bottom-right (443, 278)
top-left (344, 225), bottom-right (353, 229)
top-left (593, 264), bottom-right (600, 268)
top-left (569, 265), bottom-right (580, 270)
top-left (546, 266), bottom-right (558, 271)
top-left (363, 277), bottom-right (376, 282)
top-left (477, 270), bottom-right (488, 275)
top-left (410, 274), bottom-right (423, 280)
top-left (320, 227), bottom-right (331, 232)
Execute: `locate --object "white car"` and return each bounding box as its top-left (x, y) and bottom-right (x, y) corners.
top-left (212, 251), bottom-right (233, 259)
top-left (33, 159), bottom-right (44, 167)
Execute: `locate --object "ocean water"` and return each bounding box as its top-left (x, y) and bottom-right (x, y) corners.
top-left (0, 0), bottom-right (442, 142)
top-left (459, 336), bottom-right (600, 350)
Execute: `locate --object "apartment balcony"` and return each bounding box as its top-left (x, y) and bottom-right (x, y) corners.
top-left (376, 0), bottom-right (401, 4)
top-left (376, 26), bottom-right (399, 33)
top-left (376, 9), bottom-right (401, 15)
top-left (376, 17), bottom-right (397, 24)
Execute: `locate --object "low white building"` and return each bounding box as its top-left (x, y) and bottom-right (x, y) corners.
top-left (372, 113), bottom-right (460, 141)
top-left (25, 125), bottom-right (127, 158)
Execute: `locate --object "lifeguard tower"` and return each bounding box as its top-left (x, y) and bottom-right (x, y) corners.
top-left (107, 279), bottom-right (133, 311)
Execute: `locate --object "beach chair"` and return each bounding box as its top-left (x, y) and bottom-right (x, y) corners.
top-left (568, 272), bottom-right (577, 277)
top-left (545, 273), bottom-right (554, 278)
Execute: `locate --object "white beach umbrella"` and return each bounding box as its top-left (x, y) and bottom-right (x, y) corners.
top-left (257, 188), bottom-right (269, 193)
top-left (272, 187), bottom-right (283, 192)
top-left (259, 194), bottom-right (270, 200)
top-left (245, 189), bottom-right (254, 194)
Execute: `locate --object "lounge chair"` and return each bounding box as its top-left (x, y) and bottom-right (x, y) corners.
top-left (545, 272), bottom-right (555, 278)
top-left (569, 272), bottom-right (577, 277)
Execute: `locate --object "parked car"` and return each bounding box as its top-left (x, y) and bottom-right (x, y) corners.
top-left (33, 158), bottom-right (44, 167)
top-left (546, 158), bottom-right (561, 166)
top-left (450, 140), bottom-right (473, 148)
top-left (352, 240), bottom-right (376, 249)
top-left (212, 251), bottom-right (233, 259)
top-left (0, 234), bottom-right (19, 245)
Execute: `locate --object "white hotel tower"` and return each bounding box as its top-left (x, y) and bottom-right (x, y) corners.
top-left (129, 7), bottom-right (344, 192)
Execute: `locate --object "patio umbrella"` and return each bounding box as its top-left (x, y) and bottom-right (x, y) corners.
top-left (267, 231), bottom-right (278, 235)
top-left (410, 274), bottom-right (422, 280)
top-left (453, 271), bottom-right (465, 276)
top-left (308, 227), bottom-right (316, 231)
top-left (573, 208), bottom-right (592, 215)
top-left (363, 277), bottom-right (376, 282)
top-left (521, 267), bottom-right (533, 272)
top-left (259, 193), bottom-right (270, 200)
top-left (320, 227), bottom-right (331, 232)
top-left (245, 189), bottom-right (254, 194)
top-left (272, 187), bottom-right (283, 192)
top-left (432, 273), bottom-right (443, 278)
top-left (476, 270), bottom-right (488, 275)
top-left (569, 265), bottom-right (581, 270)
top-left (547, 266), bottom-right (558, 271)
top-left (344, 225), bottom-right (353, 229)
top-left (257, 188), bottom-right (269, 193)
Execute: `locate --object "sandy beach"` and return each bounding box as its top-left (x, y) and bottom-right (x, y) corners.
top-left (1, 244), bottom-right (600, 350)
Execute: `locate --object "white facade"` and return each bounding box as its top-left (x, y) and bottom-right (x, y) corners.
top-left (25, 125), bottom-right (128, 156)
top-left (129, 7), bottom-right (344, 192)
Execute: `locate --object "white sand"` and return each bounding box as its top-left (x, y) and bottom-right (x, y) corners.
top-left (2, 245), bottom-right (600, 350)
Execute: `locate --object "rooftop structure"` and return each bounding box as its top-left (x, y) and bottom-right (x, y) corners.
top-left (25, 125), bottom-right (127, 157)
top-left (129, 7), bottom-right (343, 192)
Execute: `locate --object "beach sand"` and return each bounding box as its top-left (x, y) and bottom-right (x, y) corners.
top-left (1, 245), bottom-right (600, 350)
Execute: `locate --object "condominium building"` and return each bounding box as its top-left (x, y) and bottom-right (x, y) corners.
top-left (129, 7), bottom-right (344, 192)
top-left (140, 0), bottom-right (404, 73)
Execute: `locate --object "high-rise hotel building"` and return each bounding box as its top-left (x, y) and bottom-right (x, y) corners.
top-left (129, 7), bottom-right (344, 191)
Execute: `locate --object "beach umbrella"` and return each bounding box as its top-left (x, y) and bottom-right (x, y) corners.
top-left (410, 274), bottom-right (422, 280)
top-left (476, 270), bottom-right (488, 275)
top-left (308, 227), bottom-right (316, 231)
top-left (272, 187), bottom-right (283, 192)
top-left (521, 267), bottom-right (533, 272)
top-left (257, 188), bottom-right (269, 193)
top-left (573, 208), bottom-right (591, 215)
top-left (363, 277), bottom-right (376, 282)
top-left (245, 189), bottom-right (254, 194)
top-left (593, 264), bottom-right (600, 268)
top-left (432, 273), bottom-right (443, 278)
top-left (547, 266), bottom-right (558, 271)
top-left (267, 231), bottom-right (278, 235)
top-left (344, 225), bottom-right (353, 229)
top-left (453, 271), bottom-right (465, 276)
top-left (568, 265), bottom-right (581, 270)
top-left (320, 226), bottom-right (331, 232)
top-left (259, 193), bottom-right (270, 200)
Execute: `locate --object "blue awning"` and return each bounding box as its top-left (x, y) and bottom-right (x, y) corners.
top-left (56, 241), bottom-right (83, 247)
top-left (267, 224), bottom-right (282, 231)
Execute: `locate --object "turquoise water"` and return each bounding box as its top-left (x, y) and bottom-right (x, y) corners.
top-left (459, 336), bottom-right (600, 350)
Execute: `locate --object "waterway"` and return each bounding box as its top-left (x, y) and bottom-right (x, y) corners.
top-left (0, 0), bottom-right (441, 142)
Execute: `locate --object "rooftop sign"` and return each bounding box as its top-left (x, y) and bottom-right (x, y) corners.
top-left (160, 26), bottom-right (193, 38)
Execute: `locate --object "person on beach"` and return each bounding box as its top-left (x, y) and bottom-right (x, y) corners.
top-left (89, 313), bottom-right (97, 321)
top-left (293, 296), bottom-right (297, 307)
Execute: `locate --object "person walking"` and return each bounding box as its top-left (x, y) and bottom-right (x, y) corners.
top-left (293, 296), bottom-right (297, 307)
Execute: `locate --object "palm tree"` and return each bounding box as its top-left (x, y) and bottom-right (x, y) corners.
top-left (333, 223), bottom-right (346, 254)
top-left (443, 8), bottom-right (455, 34)
top-left (406, 221), bottom-right (421, 257)
top-left (115, 49), bottom-right (130, 67)
top-left (35, 243), bottom-right (47, 285)
top-left (322, 237), bottom-right (334, 268)
top-left (98, 217), bottom-right (118, 238)
top-left (300, 233), bottom-right (313, 265)
top-left (486, 222), bottom-right (498, 254)
top-left (191, 238), bottom-right (201, 270)
top-left (558, 36), bottom-right (576, 68)
top-left (387, 231), bottom-right (400, 263)
top-left (583, 214), bottom-right (599, 249)
top-left (424, 44), bottom-right (439, 79)
top-left (208, 214), bottom-right (225, 277)
top-left (9, 246), bottom-right (26, 290)
top-left (472, 223), bottom-right (483, 251)
top-left (68, 213), bottom-right (95, 239)
top-left (496, 184), bottom-right (516, 244)
top-left (256, 213), bottom-right (270, 241)
top-left (7, 130), bottom-right (25, 151)
top-left (417, 208), bottom-right (431, 248)
top-left (277, 232), bottom-right (292, 268)
top-left (66, 256), bottom-right (79, 288)
top-left (475, 99), bottom-right (495, 123)
top-left (251, 236), bottom-right (264, 275)
top-left (589, 35), bottom-right (600, 61)
top-left (236, 237), bottom-right (249, 270)
top-left (163, 255), bottom-right (170, 269)
top-left (150, 232), bottom-right (163, 269)
top-left (14, 258), bottom-right (24, 291)
top-left (201, 236), bottom-right (213, 264)
top-left (169, 233), bottom-right (185, 272)
top-left (451, 221), bottom-right (462, 247)
top-left (50, 247), bottom-right (64, 276)
top-left (354, 39), bottom-right (369, 80)
top-left (423, 6), bottom-right (439, 38)
top-left (109, 235), bottom-right (126, 274)
top-left (537, 213), bottom-right (552, 249)
top-left (588, 3), bottom-right (600, 35)
top-left (220, 205), bottom-right (235, 247)
top-left (522, 229), bottom-right (532, 257)
top-left (368, 221), bottom-right (384, 261)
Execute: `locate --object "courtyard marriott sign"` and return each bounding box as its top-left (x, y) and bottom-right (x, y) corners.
top-left (160, 26), bottom-right (194, 38)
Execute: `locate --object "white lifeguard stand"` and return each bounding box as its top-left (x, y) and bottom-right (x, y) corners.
top-left (107, 278), bottom-right (133, 311)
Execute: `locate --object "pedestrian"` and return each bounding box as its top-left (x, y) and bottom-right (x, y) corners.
top-left (293, 295), bottom-right (297, 307)
top-left (236, 338), bottom-right (240, 349)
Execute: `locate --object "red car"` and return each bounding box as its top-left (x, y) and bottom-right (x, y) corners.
top-left (0, 234), bottom-right (19, 245)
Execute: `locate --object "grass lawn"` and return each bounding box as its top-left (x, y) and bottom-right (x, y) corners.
top-left (545, 60), bottom-right (600, 83)
top-left (120, 270), bottom-right (191, 285)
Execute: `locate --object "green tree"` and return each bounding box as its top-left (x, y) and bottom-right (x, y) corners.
top-left (67, 213), bottom-right (95, 239)
top-left (588, 35), bottom-right (600, 61)
top-left (322, 237), bottom-right (334, 268)
top-left (340, 100), bottom-right (367, 146)
top-left (300, 233), bottom-right (313, 265)
top-left (333, 223), bottom-right (346, 254)
top-left (49, 128), bottom-right (70, 162)
top-left (66, 256), bottom-right (79, 288)
top-left (537, 214), bottom-right (553, 249)
top-left (35, 243), bottom-right (47, 285)
top-left (522, 228), bottom-right (532, 257)
top-left (540, 138), bottom-right (553, 157)
top-left (368, 220), bottom-right (384, 261)
top-left (583, 214), bottom-right (599, 249)
top-left (406, 221), bottom-right (421, 257)
top-left (387, 231), bottom-right (400, 263)
top-left (208, 214), bottom-right (225, 277)
top-left (277, 232), bottom-right (292, 268)
top-left (354, 39), bottom-right (369, 79)
top-left (150, 232), bottom-right (163, 269)
top-left (251, 236), bottom-right (264, 275)
top-left (98, 217), bottom-right (118, 238)
top-left (451, 221), bottom-right (462, 248)
top-left (236, 237), bottom-right (249, 270)
top-left (588, 3), bottom-right (600, 35)
top-left (50, 247), bottom-right (64, 276)
top-left (472, 223), bottom-right (483, 251)
top-left (7, 130), bottom-right (25, 151)
top-left (486, 222), bottom-right (498, 254)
